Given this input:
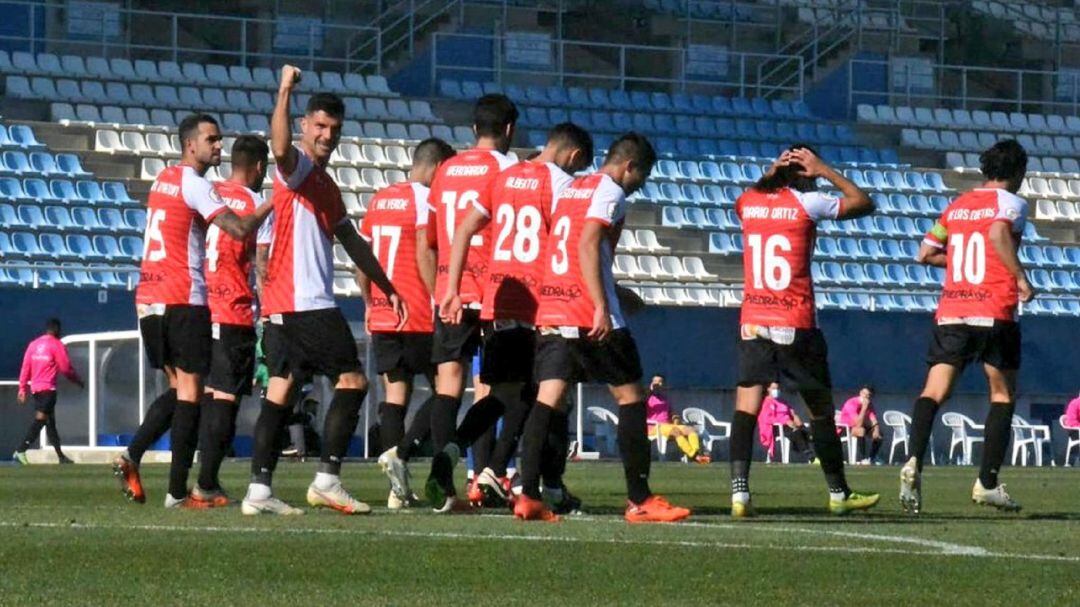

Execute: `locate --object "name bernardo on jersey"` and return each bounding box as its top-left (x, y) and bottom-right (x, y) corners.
top-left (445, 165), bottom-right (490, 177)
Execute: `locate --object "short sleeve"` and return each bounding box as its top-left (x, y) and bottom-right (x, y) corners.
top-left (472, 179), bottom-right (494, 218)
top-left (995, 191), bottom-right (1028, 235)
top-left (257, 211), bottom-right (274, 245)
top-left (181, 169), bottom-right (228, 222)
top-left (276, 147), bottom-right (314, 191)
top-left (414, 182), bottom-right (432, 228)
top-left (584, 176), bottom-right (626, 227)
top-left (547, 163), bottom-right (574, 216)
top-left (793, 190), bottom-right (840, 222)
top-left (357, 211), bottom-right (372, 242)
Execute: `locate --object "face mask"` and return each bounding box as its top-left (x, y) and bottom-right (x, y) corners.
top-left (769, 389), bottom-right (780, 399)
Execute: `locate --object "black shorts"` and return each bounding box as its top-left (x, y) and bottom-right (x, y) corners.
top-left (139, 304), bottom-right (212, 375)
top-left (267, 308), bottom-right (363, 380)
top-left (373, 332), bottom-right (434, 383)
top-left (480, 325), bottom-right (536, 385)
top-left (431, 308), bottom-right (483, 365)
top-left (206, 324), bottom-right (257, 396)
top-left (533, 328), bottom-right (643, 386)
top-left (926, 321), bottom-right (1021, 371)
top-left (737, 328), bottom-right (832, 392)
top-left (32, 391), bottom-right (57, 414)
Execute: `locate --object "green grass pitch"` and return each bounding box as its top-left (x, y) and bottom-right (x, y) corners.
top-left (0, 460), bottom-right (1077, 605)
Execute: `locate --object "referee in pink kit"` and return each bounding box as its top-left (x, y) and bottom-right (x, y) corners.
top-left (14, 318), bottom-right (84, 464)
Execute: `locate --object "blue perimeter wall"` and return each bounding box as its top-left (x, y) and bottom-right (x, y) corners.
top-left (3, 288), bottom-right (1077, 395)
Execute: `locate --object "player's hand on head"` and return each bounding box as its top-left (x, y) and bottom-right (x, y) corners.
top-left (588, 305), bottom-right (612, 341)
top-left (279, 65), bottom-right (302, 90)
top-left (789, 148), bottom-right (826, 178)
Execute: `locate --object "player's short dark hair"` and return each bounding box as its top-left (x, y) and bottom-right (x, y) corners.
top-left (473, 94), bottom-right (519, 138)
top-left (231, 135), bottom-right (269, 168)
top-left (45, 317), bottom-right (61, 335)
top-left (178, 113), bottom-right (219, 147)
top-left (603, 132), bottom-right (656, 173)
top-left (412, 138), bottom-right (456, 168)
top-left (547, 122), bottom-right (593, 161)
top-left (860, 384), bottom-right (875, 394)
top-left (980, 139), bottom-right (1027, 183)
top-left (754, 143), bottom-right (819, 194)
top-left (306, 92), bottom-right (345, 120)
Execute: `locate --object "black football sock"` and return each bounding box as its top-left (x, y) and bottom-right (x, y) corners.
top-left (319, 388), bottom-right (365, 475)
top-left (540, 408), bottom-right (570, 488)
top-left (127, 388), bottom-right (177, 463)
top-left (489, 387), bottom-right (533, 476)
top-left (979, 402), bottom-right (1015, 489)
top-left (810, 416), bottom-right (850, 497)
top-left (869, 436), bottom-right (882, 461)
top-left (167, 400), bottom-right (200, 500)
top-left (398, 395), bottom-right (436, 461)
top-left (197, 398), bottom-right (235, 492)
top-left (45, 416), bottom-right (64, 456)
top-left (519, 403), bottom-right (552, 500)
top-left (18, 418), bottom-right (46, 452)
top-left (789, 427), bottom-right (812, 457)
top-left (729, 410), bottom-right (756, 495)
top-left (456, 395), bottom-right (504, 448)
top-left (429, 394), bottom-right (462, 453)
top-left (471, 425), bottom-right (496, 474)
top-left (379, 402), bottom-right (407, 453)
top-left (250, 399), bottom-right (291, 486)
top-left (617, 401), bottom-right (652, 504)
top-left (909, 396), bottom-right (939, 471)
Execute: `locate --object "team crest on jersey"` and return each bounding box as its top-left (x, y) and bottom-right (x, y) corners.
top-left (209, 187), bottom-right (224, 205)
top-left (1004, 207), bottom-right (1019, 221)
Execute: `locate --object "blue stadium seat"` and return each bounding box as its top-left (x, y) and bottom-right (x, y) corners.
top-left (837, 237), bottom-right (861, 259)
top-left (924, 172), bottom-right (950, 192)
top-left (526, 131), bottom-right (546, 148)
top-left (124, 208), bottom-right (147, 232)
top-left (608, 90), bottom-right (632, 111)
top-left (89, 267), bottom-right (124, 288)
top-left (842, 263), bottom-right (866, 284)
top-left (567, 87), bottom-right (590, 108)
top-left (1043, 246), bottom-right (1065, 267)
top-left (545, 86), bottom-right (569, 107)
top-left (504, 83), bottom-right (525, 102)
top-left (848, 293), bottom-right (871, 310)
top-left (865, 170), bottom-right (888, 190)
top-left (98, 208), bottom-right (127, 231)
top-left (913, 218), bottom-right (934, 235)
top-left (0, 202), bottom-right (22, 227)
top-left (884, 171), bottom-right (909, 191)
top-left (672, 93), bottom-right (695, 114)
top-left (1023, 223), bottom-right (1046, 242)
top-left (710, 96), bottom-right (733, 116)
top-left (606, 111), bottom-right (629, 132)
top-left (8, 125), bottom-right (45, 149)
top-left (24, 178), bottom-right (60, 203)
top-left (17, 204), bottom-right (46, 229)
top-left (1020, 245), bottom-right (1045, 266)
top-left (907, 194), bottom-right (930, 216)
top-left (690, 94), bottom-right (712, 114)
top-left (92, 235), bottom-right (121, 260)
top-left (77, 181), bottom-right (107, 205)
top-left (479, 82), bottom-right (501, 96)
top-left (661, 206), bottom-right (684, 227)
top-left (681, 184), bottom-right (706, 205)
top-left (905, 171), bottom-right (931, 192)
top-left (702, 184), bottom-right (726, 206)
top-left (860, 238), bottom-right (884, 259)
top-left (639, 182), bottom-right (663, 203)
top-left (2, 151), bottom-right (31, 175)
top-left (675, 138), bottom-right (697, 157)
top-left (705, 208), bottom-right (729, 229)
top-left (1030, 269), bottom-right (1052, 291)
top-left (39, 233), bottom-right (70, 259)
top-left (28, 152), bottom-right (63, 177)
top-left (65, 234), bottom-right (99, 260)
top-left (44, 205), bottom-right (74, 231)
top-left (869, 192), bottom-right (891, 213)
top-left (11, 231), bottom-right (42, 257)
top-left (901, 240), bottom-right (920, 259)
top-left (709, 232), bottom-right (736, 254)
top-left (525, 85), bottom-right (549, 106)
top-left (816, 236), bottom-right (838, 257)
top-left (438, 79), bottom-right (464, 99)
top-left (683, 207), bottom-right (708, 228)
top-left (885, 264), bottom-right (909, 286)
top-left (588, 88), bottom-right (612, 109)
top-left (865, 263), bottom-right (889, 285)
top-left (878, 239), bottom-right (902, 259)
top-left (659, 182), bottom-right (683, 203)
top-left (693, 116), bottom-right (718, 137)
top-left (1050, 270), bottom-right (1074, 291)
top-left (50, 180), bottom-right (81, 203)
top-left (820, 262), bottom-right (843, 285)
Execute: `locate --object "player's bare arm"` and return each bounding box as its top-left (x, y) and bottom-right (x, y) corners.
top-left (579, 221), bottom-right (611, 340)
top-left (989, 220), bottom-right (1034, 302)
top-left (271, 65), bottom-right (302, 177)
top-left (416, 226), bottom-right (438, 295)
top-left (439, 208), bottom-right (489, 324)
top-left (787, 148), bottom-right (874, 219)
top-left (212, 200), bottom-right (273, 241)
top-left (336, 221), bottom-right (409, 329)
top-left (255, 244), bottom-right (270, 294)
top-left (916, 241), bottom-right (947, 267)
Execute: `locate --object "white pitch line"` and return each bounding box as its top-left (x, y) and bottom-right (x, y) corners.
top-left (1, 520), bottom-right (1076, 563)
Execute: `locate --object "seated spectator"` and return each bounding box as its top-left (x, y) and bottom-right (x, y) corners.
top-left (646, 374), bottom-right (710, 464)
top-left (757, 382), bottom-right (816, 463)
top-left (839, 385), bottom-right (882, 464)
top-left (1065, 392), bottom-right (1080, 444)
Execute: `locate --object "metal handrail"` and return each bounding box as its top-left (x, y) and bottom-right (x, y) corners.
top-left (0, 0), bottom-right (381, 73)
top-left (431, 31), bottom-right (804, 99)
top-left (349, 0), bottom-right (459, 70)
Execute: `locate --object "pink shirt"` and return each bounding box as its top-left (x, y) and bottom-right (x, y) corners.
top-left (646, 393), bottom-right (672, 424)
top-left (758, 396), bottom-right (795, 457)
top-left (1065, 397), bottom-right (1080, 428)
top-left (18, 334), bottom-right (80, 396)
top-left (839, 396), bottom-right (877, 427)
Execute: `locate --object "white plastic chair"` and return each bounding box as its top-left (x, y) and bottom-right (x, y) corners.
top-left (646, 422), bottom-right (670, 460)
top-left (587, 406), bottom-right (619, 456)
top-left (766, 423), bottom-right (791, 464)
top-left (681, 407), bottom-right (731, 456)
top-left (1011, 415), bottom-right (1051, 466)
top-left (942, 412), bottom-right (984, 465)
top-left (835, 412), bottom-right (858, 464)
top-left (1061, 415), bottom-right (1080, 466)
top-left (882, 410), bottom-right (910, 464)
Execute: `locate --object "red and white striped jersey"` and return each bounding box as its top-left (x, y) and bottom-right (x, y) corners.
top-left (423, 148), bottom-right (517, 304)
top-left (205, 181), bottom-right (263, 327)
top-left (136, 164), bottom-right (228, 306)
top-left (923, 188), bottom-right (1028, 322)
top-left (477, 161), bottom-right (573, 323)
top-left (535, 173), bottom-right (627, 329)
top-left (262, 149), bottom-right (349, 315)
top-left (736, 187), bottom-right (840, 329)
top-left (359, 181), bottom-right (434, 334)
